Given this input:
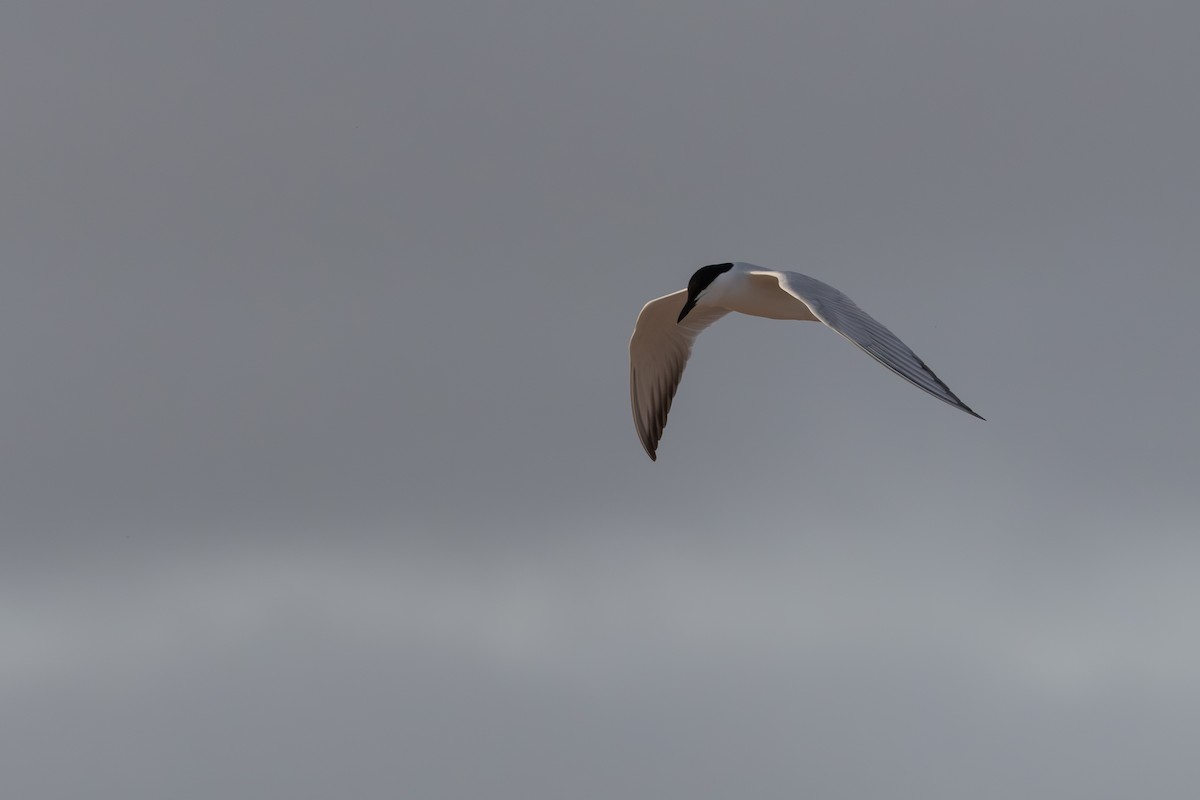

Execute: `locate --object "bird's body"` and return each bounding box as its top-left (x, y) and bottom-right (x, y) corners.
top-left (629, 262), bottom-right (983, 460)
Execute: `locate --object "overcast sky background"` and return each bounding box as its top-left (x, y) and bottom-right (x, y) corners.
top-left (2, 1), bottom-right (1199, 797)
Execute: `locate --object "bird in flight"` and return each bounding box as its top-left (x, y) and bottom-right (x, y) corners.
top-left (629, 262), bottom-right (983, 460)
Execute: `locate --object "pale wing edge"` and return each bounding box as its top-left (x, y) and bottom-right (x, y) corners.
top-left (629, 291), bottom-right (728, 460)
top-left (757, 270), bottom-right (985, 420)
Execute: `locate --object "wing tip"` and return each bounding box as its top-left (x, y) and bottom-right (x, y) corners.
top-left (913, 355), bottom-right (985, 422)
top-left (640, 433), bottom-right (659, 461)
top-left (946, 391), bottom-right (985, 420)
top-left (961, 404), bottom-right (986, 421)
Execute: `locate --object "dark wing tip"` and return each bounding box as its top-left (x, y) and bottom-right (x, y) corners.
top-left (642, 428), bottom-right (661, 460)
top-left (940, 379), bottom-right (986, 421)
top-left (631, 370), bottom-right (662, 460)
top-left (962, 405), bottom-right (986, 421)
top-left (911, 354), bottom-right (985, 421)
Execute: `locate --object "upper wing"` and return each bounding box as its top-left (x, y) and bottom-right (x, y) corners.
top-left (629, 289), bottom-right (729, 460)
top-left (749, 269), bottom-right (985, 420)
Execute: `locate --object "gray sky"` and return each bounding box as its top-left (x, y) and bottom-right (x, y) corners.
top-left (3, 1), bottom-right (1199, 797)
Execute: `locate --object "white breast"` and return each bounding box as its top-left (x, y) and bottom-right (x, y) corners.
top-left (706, 269), bottom-right (819, 322)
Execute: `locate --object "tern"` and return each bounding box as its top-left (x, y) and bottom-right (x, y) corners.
top-left (629, 262), bottom-right (983, 460)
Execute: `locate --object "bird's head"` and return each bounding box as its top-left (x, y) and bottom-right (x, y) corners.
top-left (678, 262), bottom-right (734, 322)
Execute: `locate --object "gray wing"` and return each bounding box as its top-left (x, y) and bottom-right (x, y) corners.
top-left (750, 269), bottom-right (984, 420)
top-left (629, 290), bottom-right (729, 460)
